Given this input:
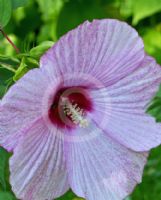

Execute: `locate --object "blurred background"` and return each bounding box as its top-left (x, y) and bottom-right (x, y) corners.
top-left (0, 0), bottom-right (161, 199)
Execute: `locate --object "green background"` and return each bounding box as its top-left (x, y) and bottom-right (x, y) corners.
top-left (1, 0), bottom-right (161, 200)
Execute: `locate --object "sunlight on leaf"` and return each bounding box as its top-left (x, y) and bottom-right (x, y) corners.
top-left (29, 41), bottom-right (54, 59)
top-left (120, 0), bottom-right (133, 18)
top-left (142, 27), bottom-right (161, 64)
top-left (132, 0), bottom-right (161, 25)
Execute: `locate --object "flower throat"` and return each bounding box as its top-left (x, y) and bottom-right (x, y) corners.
top-left (48, 87), bottom-right (93, 129)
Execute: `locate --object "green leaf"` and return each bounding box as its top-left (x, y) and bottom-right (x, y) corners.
top-left (36, 0), bottom-right (64, 42)
top-left (11, 0), bottom-right (28, 9)
top-left (132, 0), bottom-right (161, 25)
top-left (57, 0), bottom-right (109, 37)
top-left (120, 0), bottom-right (133, 18)
top-left (0, 67), bottom-right (14, 97)
top-left (0, 0), bottom-right (12, 27)
top-left (0, 148), bottom-right (10, 190)
top-left (142, 27), bottom-right (161, 64)
top-left (146, 84), bottom-right (161, 122)
top-left (56, 190), bottom-right (77, 200)
top-left (0, 55), bottom-right (19, 71)
top-left (13, 57), bottom-right (28, 81)
top-left (0, 192), bottom-right (16, 200)
top-left (130, 146), bottom-right (161, 199)
top-left (25, 57), bottom-right (39, 68)
top-left (36, 0), bottom-right (63, 22)
top-left (30, 41), bottom-right (54, 59)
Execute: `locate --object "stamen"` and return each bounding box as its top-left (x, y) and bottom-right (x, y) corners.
top-left (62, 97), bottom-right (89, 128)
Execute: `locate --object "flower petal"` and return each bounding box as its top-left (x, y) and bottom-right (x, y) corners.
top-left (10, 118), bottom-right (69, 200)
top-left (0, 68), bottom-right (59, 151)
top-left (90, 56), bottom-right (161, 151)
top-left (65, 123), bottom-right (147, 200)
top-left (40, 19), bottom-right (144, 87)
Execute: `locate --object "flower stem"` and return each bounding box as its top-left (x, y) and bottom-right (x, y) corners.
top-left (0, 28), bottom-right (20, 54)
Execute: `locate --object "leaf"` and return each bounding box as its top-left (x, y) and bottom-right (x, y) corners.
top-left (13, 2), bottom-right (42, 40)
top-left (29, 41), bottom-right (54, 59)
top-left (130, 146), bottom-right (161, 199)
top-left (36, 0), bottom-right (64, 42)
top-left (57, 0), bottom-right (109, 37)
top-left (25, 57), bottom-right (39, 68)
top-left (120, 0), bottom-right (133, 18)
top-left (142, 27), bottom-right (161, 64)
top-left (0, 67), bottom-right (14, 97)
top-left (11, 0), bottom-right (28, 9)
top-left (0, 192), bottom-right (16, 200)
top-left (36, 0), bottom-right (64, 22)
top-left (0, 148), bottom-right (10, 190)
top-left (0, 55), bottom-right (19, 70)
top-left (13, 57), bottom-right (28, 81)
top-left (132, 0), bottom-right (161, 25)
top-left (146, 84), bottom-right (161, 122)
top-left (56, 190), bottom-right (77, 200)
top-left (0, 0), bottom-right (12, 27)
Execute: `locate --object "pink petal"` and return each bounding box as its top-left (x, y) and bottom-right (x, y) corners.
top-left (10, 118), bottom-right (69, 200)
top-left (90, 56), bottom-right (161, 151)
top-left (40, 19), bottom-right (144, 87)
top-left (65, 123), bottom-right (148, 200)
top-left (0, 68), bottom-right (59, 151)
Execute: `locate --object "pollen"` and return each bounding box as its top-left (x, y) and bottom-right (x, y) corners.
top-left (62, 98), bottom-right (89, 128)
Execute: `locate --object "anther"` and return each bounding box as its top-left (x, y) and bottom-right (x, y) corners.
top-left (62, 98), bottom-right (89, 128)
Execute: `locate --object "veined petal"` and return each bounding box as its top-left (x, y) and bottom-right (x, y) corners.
top-left (10, 118), bottom-right (69, 200)
top-left (40, 19), bottom-right (144, 87)
top-left (65, 123), bottom-right (147, 200)
top-left (90, 56), bottom-right (161, 151)
top-left (0, 68), bottom-right (60, 151)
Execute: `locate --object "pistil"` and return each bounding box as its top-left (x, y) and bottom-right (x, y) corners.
top-left (62, 97), bottom-right (89, 128)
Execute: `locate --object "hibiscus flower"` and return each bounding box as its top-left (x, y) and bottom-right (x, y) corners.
top-left (0, 19), bottom-right (161, 200)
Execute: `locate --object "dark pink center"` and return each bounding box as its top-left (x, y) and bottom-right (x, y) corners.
top-left (48, 86), bottom-right (93, 129)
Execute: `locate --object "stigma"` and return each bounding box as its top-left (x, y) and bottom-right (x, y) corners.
top-left (61, 97), bottom-right (89, 128)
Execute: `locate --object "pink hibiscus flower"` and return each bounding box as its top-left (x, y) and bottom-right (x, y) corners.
top-left (0, 19), bottom-right (161, 200)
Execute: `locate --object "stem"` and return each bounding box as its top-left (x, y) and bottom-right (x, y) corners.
top-left (0, 28), bottom-right (20, 54)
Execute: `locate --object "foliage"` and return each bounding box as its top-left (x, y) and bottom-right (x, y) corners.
top-left (132, 0), bottom-right (161, 25)
top-left (0, 0), bottom-right (28, 28)
top-left (147, 85), bottom-right (161, 122)
top-left (0, 0), bottom-right (161, 200)
top-left (0, 0), bottom-right (12, 28)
